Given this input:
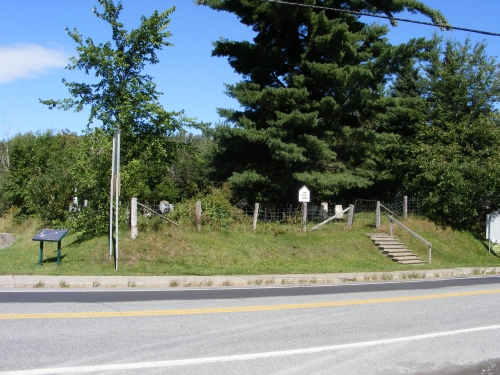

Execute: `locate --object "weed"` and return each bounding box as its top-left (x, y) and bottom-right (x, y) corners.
top-left (59, 280), bottom-right (69, 288)
top-left (272, 227), bottom-right (286, 236)
top-left (309, 277), bottom-right (318, 283)
top-left (222, 280), bottom-right (233, 286)
top-left (298, 278), bottom-right (308, 284)
top-left (472, 268), bottom-right (481, 275)
top-left (265, 278), bottom-right (275, 285)
top-left (203, 279), bottom-right (213, 286)
top-left (421, 273), bottom-right (426, 278)
top-left (342, 278), bottom-right (355, 282)
top-left (434, 273), bottom-right (440, 278)
top-left (281, 278), bottom-right (292, 284)
top-left (371, 274), bottom-right (378, 281)
top-left (409, 272), bottom-right (420, 279)
top-left (92, 280), bottom-right (101, 287)
top-left (169, 279), bottom-right (179, 287)
top-left (401, 273), bottom-right (408, 279)
top-left (363, 275), bottom-right (370, 282)
top-left (34, 280), bottom-right (45, 288)
top-left (254, 279), bottom-right (263, 285)
top-left (381, 273), bottom-right (393, 281)
top-left (128, 280), bottom-right (137, 287)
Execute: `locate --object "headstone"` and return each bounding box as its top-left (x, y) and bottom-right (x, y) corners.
top-left (320, 202), bottom-right (328, 219)
top-left (162, 201), bottom-right (174, 214)
top-left (335, 205), bottom-right (343, 219)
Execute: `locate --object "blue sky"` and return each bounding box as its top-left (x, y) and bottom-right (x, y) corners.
top-left (1, 0), bottom-right (500, 136)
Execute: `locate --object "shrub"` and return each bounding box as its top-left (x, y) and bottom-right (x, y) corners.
top-left (170, 184), bottom-right (250, 228)
top-left (492, 244), bottom-right (500, 257)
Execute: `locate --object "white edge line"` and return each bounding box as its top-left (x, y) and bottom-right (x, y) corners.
top-left (2, 324), bottom-right (500, 374)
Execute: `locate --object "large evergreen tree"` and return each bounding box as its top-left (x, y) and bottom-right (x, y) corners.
top-left (199, 0), bottom-right (447, 204)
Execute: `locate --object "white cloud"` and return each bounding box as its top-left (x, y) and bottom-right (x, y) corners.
top-left (0, 43), bottom-right (69, 84)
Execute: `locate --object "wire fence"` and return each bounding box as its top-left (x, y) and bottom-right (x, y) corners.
top-left (136, 197), bottom-right (421, 229)
top-left (354, 198), bottom-right (423, 227)
top-left (239, 205), bottom-right (347, 225)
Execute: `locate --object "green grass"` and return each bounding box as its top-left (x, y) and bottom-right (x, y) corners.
top-left (0, 214), bottom-right (499, 276)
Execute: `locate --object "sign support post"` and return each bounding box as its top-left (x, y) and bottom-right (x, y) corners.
top-left (109, 130), bottom-right (120, 271)
top-left (298, 186), bottom-right (311, 233)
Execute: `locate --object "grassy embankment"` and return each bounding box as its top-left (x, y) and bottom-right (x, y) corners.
top-left (0, 213), bottom-right (498, 276)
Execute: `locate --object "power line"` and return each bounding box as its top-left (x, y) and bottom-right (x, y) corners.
top-left (263, 0), bottom-right (500, 37)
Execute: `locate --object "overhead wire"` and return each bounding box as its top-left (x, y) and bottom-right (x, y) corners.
top-left (262, 0), bottom-right (500, 37)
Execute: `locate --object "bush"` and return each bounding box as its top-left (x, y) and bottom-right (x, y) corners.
top-left (492, 244), bottom-right (500, 257)
top-left (170, 184), bottom-right (250, 228)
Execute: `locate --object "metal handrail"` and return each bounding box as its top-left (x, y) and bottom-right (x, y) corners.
top-left (137, 202), bottom-right (179, 227)
top-left (387, 215), bottom-right (432, 264)
top-left (310, 206), bottom-right (352, 231)
top-left (380, 204), bottom-right (401, 220)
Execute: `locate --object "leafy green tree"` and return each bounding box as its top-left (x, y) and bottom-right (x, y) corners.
top-left (398, 38), bottom-right (500, 228)
top-left (198, 0), bottom-right (447, 204)
top-left (1, 130), bottom-right (80, 222)
top-left (40, 0), bottom-right (193, 166)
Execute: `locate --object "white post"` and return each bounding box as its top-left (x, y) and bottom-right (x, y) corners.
top-left (109, 135), bottom-right (116, 259)
top-left (346, 204), bottom-right (354, 229)
top-left (404, 196), bottom-right (408, 219)
top-left (252, 203), bottom-right (259, 232)
top-left (131, 197), bottom-right (138, 240)
top-left (196, 201), bottom-right (202, 232)
top-left (375, 201), bottom-right (381, 228)
top-left (302, 202), bottom-right (307, 232)
top-left (114, 130), bottom-right (120, 271)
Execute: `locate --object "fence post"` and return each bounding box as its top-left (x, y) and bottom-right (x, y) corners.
top-left (302, 202), bottom-right (307, 232)
top-left (375, 201), bottom-right (381, 228)
top-left (404, 196), bottom-right (408, 219)
top-left (346, 204), bottom-right (354, 229)
top-left (252, 203), bottom-right (259, 232)
top-left (131, 197), bottom-right (138, 240)
top-left (196, 201), bottom-right (202, 232)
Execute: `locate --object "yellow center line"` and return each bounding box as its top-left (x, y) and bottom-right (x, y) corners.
top-left (2, 289), bottom-right (500, 320)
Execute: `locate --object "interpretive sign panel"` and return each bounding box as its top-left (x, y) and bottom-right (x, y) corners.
top-left (32, 229), bottom-right (68, 242)
top-left (32, 229), bottom-right (69, 266)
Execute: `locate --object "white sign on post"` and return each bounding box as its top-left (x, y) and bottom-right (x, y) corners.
top-left (298, 186), bottom-right (310, 203)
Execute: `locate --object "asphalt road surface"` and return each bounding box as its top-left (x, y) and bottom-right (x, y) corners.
top-left (1, 277), bottom-right (500, 374)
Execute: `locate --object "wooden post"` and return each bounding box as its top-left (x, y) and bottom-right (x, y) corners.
top-left (375, 201), bottom-right (381, 228)
top-left (404, 196), bottom-right (408, 219)
top-left (131, 197), bottom-right (138, 239)
top-left (196, 201), bottom-right (202, 232)
top-left (302, 202), bottom-right (307, 232)
top-left (346, 204), bottom-right (354, 229)
top-left (252, 203), bottom-right (259, 232)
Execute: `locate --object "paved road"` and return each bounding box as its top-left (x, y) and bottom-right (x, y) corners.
top-left (1, 277), bottom-right (500, 374)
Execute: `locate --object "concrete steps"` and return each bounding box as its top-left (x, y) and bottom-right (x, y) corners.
top-left (366, 233), bottom-right (426, 265)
